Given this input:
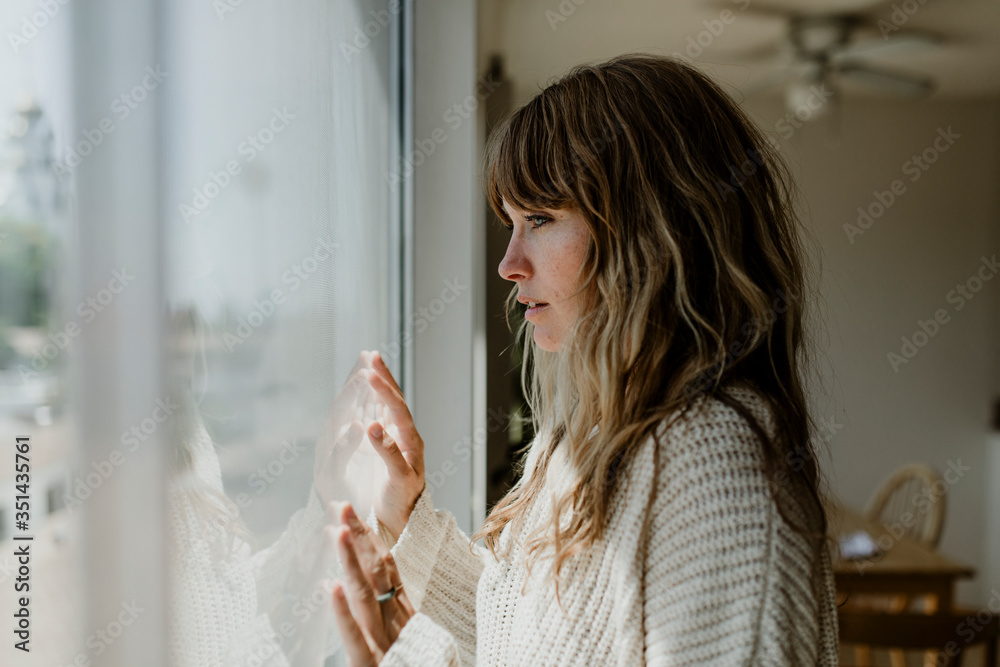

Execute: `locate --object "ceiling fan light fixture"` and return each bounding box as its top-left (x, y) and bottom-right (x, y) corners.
top-left (784, 70), bottom-right (835, 121)
top-left (792, 16), bottom-right (850, 56)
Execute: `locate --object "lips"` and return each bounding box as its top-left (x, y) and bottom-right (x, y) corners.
top-left (517, 296), bottom-right (548, 308)
top-left (525, 303), bottom-right (548, 318)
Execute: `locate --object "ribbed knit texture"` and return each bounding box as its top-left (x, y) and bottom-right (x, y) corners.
top-left (167, 394), bottom-right (330, 667)
top-left (378, 385), bottom-right (839, 666)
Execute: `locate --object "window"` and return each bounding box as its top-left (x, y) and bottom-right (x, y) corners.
top-left (1, 1), bottom-right (483, 663)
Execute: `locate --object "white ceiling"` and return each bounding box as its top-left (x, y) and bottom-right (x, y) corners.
top-left (479, 0), bottom-right (1000, 103)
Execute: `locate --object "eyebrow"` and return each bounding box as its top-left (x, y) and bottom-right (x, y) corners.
top-left (512, 206), bottom-right (557, 217)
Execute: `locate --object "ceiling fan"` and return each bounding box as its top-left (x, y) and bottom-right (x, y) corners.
top-left (719, 2), bottom-right (943, 115)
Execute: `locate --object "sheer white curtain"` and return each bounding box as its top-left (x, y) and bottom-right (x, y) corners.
top-left (0, 0), bottom-right (408, 665)
top-left (163, 0), bottom-right (394, 517)
top-left (160, 1), bottom-right (398, 665)
top-left (2, 0), bottom-right (491, 664)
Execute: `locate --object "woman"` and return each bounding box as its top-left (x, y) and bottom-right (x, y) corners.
top-left (328, 53), bottom-right (840, 666)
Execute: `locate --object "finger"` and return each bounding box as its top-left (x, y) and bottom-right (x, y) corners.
top-left (369, 552), bottom-right (401, 641)
top-left (364, 394), bottom-right (389, 422)
top-left (333, 505), bottom-right (406, 643)
top-left (371, 351), bottom-right (403, 396)
top-left (366, 372), bottom-right (411, 434)
top-left (370, 552), bottom-right (395, 599)
top-left (373, 551), bottom-right (416, 642)
top-left (367, 372), bottom-right (423, 459)
top-left (366, 368), bottom-right (405, 407)
top-left (346, 367), bottom-right (372, 401)
top-left (336, 526), bottom-right (386, 646)
top-left (333, 420), bottom-right (367, 466)
top-left (320, 418), bottom-right (364, 463)
top-left (316, 421), bottom-right (366, 494)
top-left (335, 357), bottom-right (372, 408)
top-left (339, 502), bottom-right (387, 575)
top-left (349, 350), bottom-right (375, 384)
top-left (332, 351), bottom-right (377, 415)
top-left (368, 422), bottom-right (415, 479)
top-left (331, 581), bottom-right (377, 667)
top-left (321, 378), bottom-right (368, 446)
top-left (382, 551), bottom-right (415, 620)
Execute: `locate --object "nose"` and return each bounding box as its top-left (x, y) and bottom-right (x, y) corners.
top-left (498, 235), bottom-right (531, 283)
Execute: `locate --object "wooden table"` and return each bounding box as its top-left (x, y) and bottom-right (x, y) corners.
top-left (827, 501), bottom-right (975, 613)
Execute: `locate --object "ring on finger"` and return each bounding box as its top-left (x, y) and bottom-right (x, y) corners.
top-left (372, 551), bottom-right (401, 603)
top-left (375, 583), bottom-right (402, 604)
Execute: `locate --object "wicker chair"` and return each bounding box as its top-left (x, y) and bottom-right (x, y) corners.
top-left (864, 463), bottom-right (946, 549)
top-left (846, 464), bottom-right (948, 666)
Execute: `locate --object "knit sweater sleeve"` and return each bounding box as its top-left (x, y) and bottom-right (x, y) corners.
top-left (643, 396), bottom-right (831, 666)
top-left (250, 485), bottom-right (328, 616)
top-left (374, 487), bottom-right (487, 666)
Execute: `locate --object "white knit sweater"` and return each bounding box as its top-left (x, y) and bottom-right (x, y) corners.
top-left (167, 389), bottom-right (333, 667)
top-left (375, 386), bottom-right (840, 666)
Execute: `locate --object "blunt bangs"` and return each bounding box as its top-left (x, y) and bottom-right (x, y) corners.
top-left (484, 90), bottom-right (582, 223)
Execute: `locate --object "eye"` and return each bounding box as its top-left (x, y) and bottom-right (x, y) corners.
top-left (526, 214), bottom-right (551, 229)
top-left (499, 214), bottom-right (552, 232)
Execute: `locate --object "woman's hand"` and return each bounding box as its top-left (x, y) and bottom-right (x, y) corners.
top-left (364, 351), bottom-right (425, 542)
top-left (329, 502), bottom-right (415, 666)
top-left (313, 349), bottom-right (424, 540)
top-left (313, 351), bottom-right (375, 507)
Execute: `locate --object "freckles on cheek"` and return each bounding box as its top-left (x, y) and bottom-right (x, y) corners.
top-left (549, 259), bottom-right (571, 300)
top-left (556, 244), bottom-right (589, 297)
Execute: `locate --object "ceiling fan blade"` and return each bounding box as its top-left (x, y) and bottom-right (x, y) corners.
top-left (836, 30), bottom-right (943, 59)
top-left (738, 67), bottom-right (797, 98)
top-left (700, 0), bottom-right (796, 19)
top-left (714, 40), bottom-right (791, 63)
top-left (837, 62), bottom-right (934, 97)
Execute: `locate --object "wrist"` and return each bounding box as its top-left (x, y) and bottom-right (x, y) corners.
top-left (378, 516), bottom-right (403, 545)
top-left (379, 485), bottom-right (424, 544)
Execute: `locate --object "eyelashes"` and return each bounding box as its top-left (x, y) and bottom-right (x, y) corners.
top-left (501, 214), bottom-right (552, 232)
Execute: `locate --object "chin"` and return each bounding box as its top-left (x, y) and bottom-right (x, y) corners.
top-left (533, 329), bottom-right (562, 352)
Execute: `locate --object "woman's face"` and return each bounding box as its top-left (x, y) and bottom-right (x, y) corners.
top-left (498, 199), bottom-right (591, 352)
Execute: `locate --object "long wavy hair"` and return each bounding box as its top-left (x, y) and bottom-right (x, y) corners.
top-left (473, 54), bottom-right (830, 591)
top-left (167, 305), bottom-right (255, 561)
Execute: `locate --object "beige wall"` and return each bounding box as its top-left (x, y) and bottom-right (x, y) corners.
top-left (737, 96), bottom-right (1000, 606)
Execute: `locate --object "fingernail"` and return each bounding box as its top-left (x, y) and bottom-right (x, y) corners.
top-left (371, 424), bottom-right (383, 439)
top-left (344, 503), bottom-right (358, 522)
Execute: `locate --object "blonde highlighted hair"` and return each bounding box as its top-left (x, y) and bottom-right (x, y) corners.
top-left (474, 54), bottom-right (828, 591)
